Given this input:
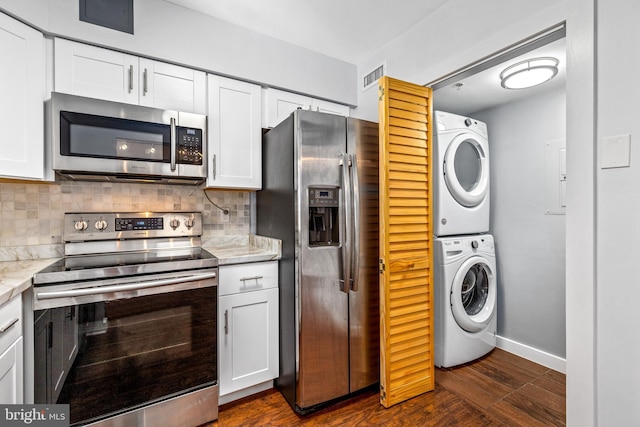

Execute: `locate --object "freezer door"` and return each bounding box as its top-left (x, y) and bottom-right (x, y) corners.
top-left (347, 117), bottom-right (380, 392)
top-left (296, 111), bottom-right (349, 409)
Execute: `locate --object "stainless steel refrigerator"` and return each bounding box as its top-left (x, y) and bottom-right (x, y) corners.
top-left (257, 110), bottom-right (379, 414)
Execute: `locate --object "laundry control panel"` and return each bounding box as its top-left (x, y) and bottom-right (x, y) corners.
top-left (441, 235), bottom-right (494, 257)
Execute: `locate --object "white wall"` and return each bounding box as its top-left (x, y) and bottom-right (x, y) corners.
top-left (474, 87), bottom-right (566, 359)
top-left (565, 1), bottom-right (596, 425)
top-left (0, 0), bottom-right (356, 106)
top-left (596, 1), bottom-right (640, 425)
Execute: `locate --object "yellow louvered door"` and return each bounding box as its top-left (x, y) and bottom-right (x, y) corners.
top-left (378, 76), bottom-right (434, 407)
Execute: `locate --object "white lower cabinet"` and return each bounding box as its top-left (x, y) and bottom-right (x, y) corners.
top-left (0, 295), bottom-right (23, 404)
top-left (218, 261), bottom-right (279, 401)
top-left (0, 338), bottom-right (23, 404)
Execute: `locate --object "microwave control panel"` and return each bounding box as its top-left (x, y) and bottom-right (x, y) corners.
top-left (177, 127), bottom-right (203, 165)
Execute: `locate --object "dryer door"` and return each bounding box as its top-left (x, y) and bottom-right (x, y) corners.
top-left (450, 256), bottom-right (496, 333)
top-left (443, 133), bottom-right (489, 207)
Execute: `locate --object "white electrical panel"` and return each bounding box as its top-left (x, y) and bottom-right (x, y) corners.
top-left (545, 138), bottom-right (567, 215)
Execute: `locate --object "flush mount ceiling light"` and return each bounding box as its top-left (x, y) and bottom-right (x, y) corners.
top-left (500, 57), bottom-right (559, 90)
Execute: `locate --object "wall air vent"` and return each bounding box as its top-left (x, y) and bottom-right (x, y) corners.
top-left (362, 63), bottom-right (386, 91)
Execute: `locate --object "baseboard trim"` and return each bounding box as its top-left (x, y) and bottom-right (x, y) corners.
top-left (496, 335), bottom-right (566, 374)
top-left (219, 380), bottom-right (274, 405)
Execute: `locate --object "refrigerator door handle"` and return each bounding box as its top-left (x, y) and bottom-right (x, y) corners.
top-left (350, 154), bottom-right (361, 292)
top-left (340, 153), bottom-right (353, 294)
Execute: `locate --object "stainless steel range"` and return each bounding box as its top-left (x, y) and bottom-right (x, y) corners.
top-left (31, 212), bottom-right (218, 427)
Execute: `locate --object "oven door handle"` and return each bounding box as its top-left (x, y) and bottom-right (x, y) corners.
top-left (36, 272), bottom-right (217, 300)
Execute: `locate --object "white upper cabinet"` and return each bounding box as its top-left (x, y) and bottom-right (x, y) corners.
top-left (312, 98), bottom-right (351, 117)
top-left (262, 88), bottom-right (310, 128)
top-left (262, 87), bottom-right (350, 128)
top-left (138, 58), bottom-right (206, 113)
top-left (207, 75), bottom-right (262, 190)
top-left (55, 38), bottom-right (139, 104)
top-left (0, 12), bottom-right (45, 180)
top-left (54, 39), bottom-right (206, 114)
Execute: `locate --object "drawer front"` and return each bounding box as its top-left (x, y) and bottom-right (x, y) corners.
top-left (219, 261), bottom-right (278, 296)
top-left (0, 295), bottom-right (22, 354)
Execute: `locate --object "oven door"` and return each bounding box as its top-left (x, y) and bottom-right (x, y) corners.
top-left (33, 270), bottom-right (218, 426)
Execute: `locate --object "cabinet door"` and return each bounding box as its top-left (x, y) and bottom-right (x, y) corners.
top-left (312, 98), bottom-right (350, 117)
top-left (262, 88), bottom-right (311, 128)
top-left (378, 76), bottom-right (434, 407)
top-left (219, 288), bottom-right (279, 396)
top-left (0, 337), bottom-right (23, 404)
top-left (0, 12), bottom-right (44, 180)
top-left (139, 58), bottom-right (206, 114)
top-left (207, 75), bottom-right (262, 190)
top-left (55, 38), bottom-right (139, 104)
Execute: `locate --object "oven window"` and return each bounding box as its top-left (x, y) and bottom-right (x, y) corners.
top-left (34, 286), bottom-right (217, 426)
top-left (60, 111), bottom-right (170, 162)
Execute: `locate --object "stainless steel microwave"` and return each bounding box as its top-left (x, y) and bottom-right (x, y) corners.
top-left (49, 92), bottom-right (207, 185)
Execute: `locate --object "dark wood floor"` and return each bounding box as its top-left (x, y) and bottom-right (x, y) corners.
top-left (207, 348), bottom-right (565, 426)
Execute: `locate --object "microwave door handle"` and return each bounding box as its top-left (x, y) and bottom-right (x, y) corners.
top-left (170, 117), bottom-right (177, 172)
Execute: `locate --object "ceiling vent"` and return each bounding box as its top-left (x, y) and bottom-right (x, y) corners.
top-left (362, 62), bottom-right (385, 91)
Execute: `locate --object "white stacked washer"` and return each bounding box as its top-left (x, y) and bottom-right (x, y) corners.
top-left (433, 111), bottom-right (496, 366)
top-left (434, 235), bottom-right (497, 368)
top-left (433, 111), bottom-right (490, 237)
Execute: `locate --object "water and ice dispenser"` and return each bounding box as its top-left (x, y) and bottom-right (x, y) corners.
top-left (308, 187), bottom-right (339, 246)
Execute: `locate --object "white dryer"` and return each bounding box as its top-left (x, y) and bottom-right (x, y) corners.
top-left (434, 111), bottom-right (490, 237)
top-left (434, 234), bottom-right (497, 368)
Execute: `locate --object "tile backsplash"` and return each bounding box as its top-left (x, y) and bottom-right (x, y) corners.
top-left (0, 180), bottom-right (250, 261)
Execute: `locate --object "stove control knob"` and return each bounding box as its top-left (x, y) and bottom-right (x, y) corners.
top-left (74, 220), bottom-right (88, 232)
top-left (169, 218), bottom-right (181, 230)
top-left (94, 219), bottom-right (108, 231)
top-left (184, 218), bottom-right (195, 229)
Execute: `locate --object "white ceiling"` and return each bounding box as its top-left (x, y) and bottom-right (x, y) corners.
top-left (164, 0), bottom-right (449, 63)
top-left (434, 37), bottom-right (566, 115)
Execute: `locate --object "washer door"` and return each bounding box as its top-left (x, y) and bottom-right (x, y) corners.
top-left (443, 133), bottom-right (489, 207)
top-left (450, 256), bottom-right (496, 333)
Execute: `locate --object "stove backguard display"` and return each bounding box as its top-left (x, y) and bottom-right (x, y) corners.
top-left (115, 217), bottom-right (164, 231)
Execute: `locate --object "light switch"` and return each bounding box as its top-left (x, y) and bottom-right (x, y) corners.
top-left (601, 134), bottom-right (631, 168)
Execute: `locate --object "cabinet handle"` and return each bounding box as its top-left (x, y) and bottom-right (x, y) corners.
top-left (224, 309), bottom-right (228, 335)
top-left (239, 276), bottom-right (263, 282)
top-left (0, 318), bottom-right (18, 334)
top-left (213, 154), bottom-right (216, 180)
top-left (128, 65), bottom-right (133, 93)
top-left (143, 68), bottom-right (148, 95)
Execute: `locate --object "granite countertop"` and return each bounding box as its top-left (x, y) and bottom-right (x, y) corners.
top-left (203, 234), bottom-right (282, 265)
top-left (0, 234), bottom-right (281, 306)
top-left (0, 258), bottom-right (59, 306)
